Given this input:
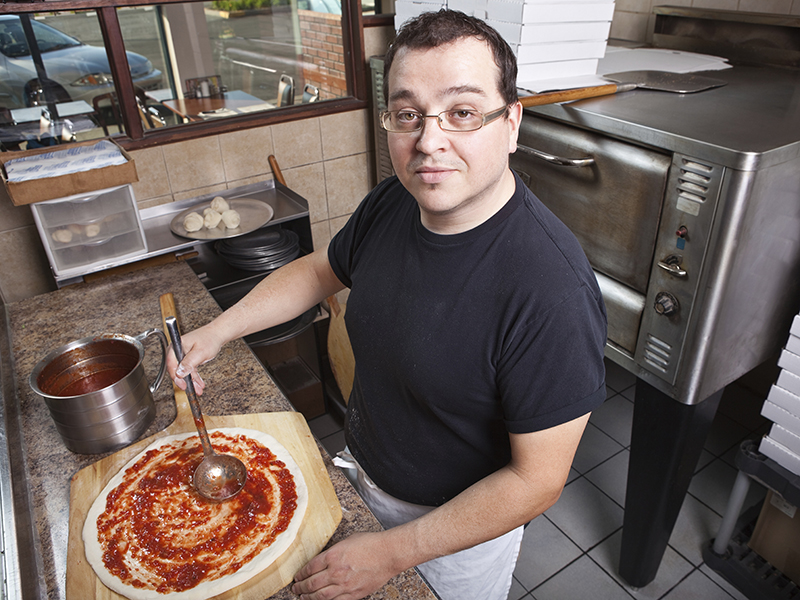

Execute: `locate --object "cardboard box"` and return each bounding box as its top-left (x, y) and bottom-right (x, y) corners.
top-left (514, 40), bottom-right (608, 63)
top-left (787, 333), bottom-right (800, 356)
top-left (486, 1), bottom-right (614, 24)
top-left (748, 490), bottom-right (800, 585)
top-left (518, 58), bottom-right (600, 81)
top-left (770, 423), bottom-right (800, 456)
top-left (779, 370), bottom-right (800, 398)
top-left (791, 314), bottom-right (800, 338)
top-left (762, 401), bottom-right (800, 437)
top-left (490, 19), bottom-right (611, 45)
top-left (760, 434), bottom-right (800, 476)
top-left (0, 139), bottom-right (137, 207)
top-left (778, 348), bottom-right (800, 378)
top-left (767, 384), bottom-right (800, 417)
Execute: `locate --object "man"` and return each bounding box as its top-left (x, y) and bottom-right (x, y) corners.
top-left (167, 10), bottom-right (606, 600)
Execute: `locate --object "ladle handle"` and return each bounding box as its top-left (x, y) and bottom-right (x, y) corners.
top-left (164, 316), bottom-right (214, 457)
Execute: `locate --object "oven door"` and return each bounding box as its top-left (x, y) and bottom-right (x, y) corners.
top-left (510, 114), bottom-right (672, 355)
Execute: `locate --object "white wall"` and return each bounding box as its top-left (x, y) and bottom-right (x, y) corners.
top-left (611, 0), bottom-right (800, 43)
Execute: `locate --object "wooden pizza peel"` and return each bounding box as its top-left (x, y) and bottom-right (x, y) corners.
top-left (66, 293), bottom-right (342, 599)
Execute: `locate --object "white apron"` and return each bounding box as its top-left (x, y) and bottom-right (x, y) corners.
top-left (334, 449), bottom-right (523, 600)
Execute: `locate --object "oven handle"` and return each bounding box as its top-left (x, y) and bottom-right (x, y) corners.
top-left (515, 143), bottom-right (595, 167)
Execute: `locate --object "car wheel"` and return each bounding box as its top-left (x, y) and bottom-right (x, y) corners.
top-left (24, 79), bottom-right (71, 107)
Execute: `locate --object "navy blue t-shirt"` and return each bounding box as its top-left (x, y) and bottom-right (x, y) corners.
top-left (328, 173), bottom-right (607, 506)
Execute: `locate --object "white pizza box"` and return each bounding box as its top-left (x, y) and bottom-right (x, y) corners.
top-left (786, 333), bottom-right (800, 356)
top-left (518, 58), bottom-right (600, 81)
top-left (489, 19), bottom-right (611, 45)
top-left (769, 423), bottom-right (800, 457)
top-left (486, 1), bottom-right (615, 24)
top-left (512, 39), bottom-right (608, 63)
top-left (767, 384), bottom-right (800, 418)
top-left (761, 401), bottom-right (800, 437)
top-left (759, 434), bottom-right (800, 477)
top-left (778, 348), bottom-right (800, 378)
top-left (448, 0), bottom-right (489, 17)
top-left (778, 369), bottom-right (800, 398)
top-left (394, 0), bottom-right (447, 29)
top-left (790, 314), bottom-right (800, 338)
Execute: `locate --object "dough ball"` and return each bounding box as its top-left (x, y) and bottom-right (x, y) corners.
top-left (67, 224), bottom-right (83, 235)
top-left (221, 209), bottom-right (241, 229)
top-left (204, 209), bottom-right (222, 229)
top-left (210, 196), bottom-right (229, 213)
top-left (52, 229), bottom-right (72, 243)
top-left (85, 223), bottom-right (101, 237)
top-left (183, 211), bottom-right (204, 232)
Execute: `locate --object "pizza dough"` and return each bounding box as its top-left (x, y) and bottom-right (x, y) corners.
top-left (221, 209), bottom-right (241, 229)
top-left (182, 212), bottom-right (204, 233)
top-left (203, 208), bottom-right (222, 229)
top-left (210, 196), bottom-right (229, 213)
top-left (83, 428), bottom-right (308, 600)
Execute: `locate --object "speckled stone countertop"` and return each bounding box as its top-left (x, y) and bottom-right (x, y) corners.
top-left (7, 261), bottom-right (437, 600)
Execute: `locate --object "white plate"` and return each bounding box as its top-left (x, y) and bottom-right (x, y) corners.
top-left (170, 199), bottom-right (274, 240)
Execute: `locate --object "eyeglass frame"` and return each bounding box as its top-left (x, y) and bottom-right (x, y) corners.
top-left (379, 105), bottom-right (510, 133)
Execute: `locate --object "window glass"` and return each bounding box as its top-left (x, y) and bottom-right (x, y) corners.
top-left (0, 12), bottom-right (126, 150)
top-left (117, 1), bottom-right (346, 128)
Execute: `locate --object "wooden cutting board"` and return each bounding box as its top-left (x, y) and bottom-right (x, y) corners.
top-left (65, 294), bottom-right (342, 599)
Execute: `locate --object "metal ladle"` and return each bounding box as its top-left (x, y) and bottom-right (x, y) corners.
top-left (164, 316), bottom-right (247, 502)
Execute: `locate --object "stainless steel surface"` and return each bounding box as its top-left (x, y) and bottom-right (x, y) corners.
top-left (514, 63), bottom-right (800, 405)
top-left (603, 70), bottom-right (727, 93)
top-left (526, 65), bottom-right (800, 172)
top-left (29, 330), bottom-right (167, 454)
top-left (169, 198), bottom-right (275, 240)
top-left (515, 143), bottom-right (595, 167)
top-left (164, 316), bottom-right (247, 502)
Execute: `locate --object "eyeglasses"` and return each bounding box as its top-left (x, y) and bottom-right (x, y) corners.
top-left (379, 106), bottom-right (509, 133)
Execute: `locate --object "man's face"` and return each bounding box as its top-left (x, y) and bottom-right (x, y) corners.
top-left (386, 37), bottom-right (522, 234)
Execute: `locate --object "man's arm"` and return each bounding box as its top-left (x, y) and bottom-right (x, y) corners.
top-left (166, 245), bottom-right (344, 392)
top-left (291, 412), bottom-right (591, 600)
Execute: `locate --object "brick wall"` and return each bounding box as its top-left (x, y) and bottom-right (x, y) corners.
top-left (298, 10), bottom-right (348, 99)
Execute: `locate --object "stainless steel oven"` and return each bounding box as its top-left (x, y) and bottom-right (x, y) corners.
top-left (510, 54), bottom-right (800, 589)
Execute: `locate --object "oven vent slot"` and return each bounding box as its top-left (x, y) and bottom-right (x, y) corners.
top-left (677, 159), bottom-right (716, 203)
top-left (643, 334), bottom-right (673, 373)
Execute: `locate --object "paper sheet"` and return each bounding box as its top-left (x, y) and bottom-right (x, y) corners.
top-left (4, 140), bottom-right (127, 183)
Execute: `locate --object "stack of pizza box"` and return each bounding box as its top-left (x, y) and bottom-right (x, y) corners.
top-left (392, 0), bottom-right (615, 87)
top-left (759, 314), bottom-right (800, 476)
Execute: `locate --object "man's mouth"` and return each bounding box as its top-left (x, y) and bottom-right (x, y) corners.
top-left (415, 166), bottom-right (455, 185)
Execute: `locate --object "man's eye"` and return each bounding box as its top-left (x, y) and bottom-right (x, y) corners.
top-left (449, 110), bottom-right (477, 120)
top-left (396, 111), bottom-right (420, 123)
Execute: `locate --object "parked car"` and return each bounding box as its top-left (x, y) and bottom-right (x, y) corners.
top-left (0, 15), bottom-right (162, 109)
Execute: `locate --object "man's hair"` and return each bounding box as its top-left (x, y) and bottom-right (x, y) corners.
top-left (383, 10), bottom-right (519, 107)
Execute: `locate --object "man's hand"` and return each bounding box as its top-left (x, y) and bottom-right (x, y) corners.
top-left (291, 532), bottom-right (401, 600)
top-left (165, 323), bottom-right (227, 395)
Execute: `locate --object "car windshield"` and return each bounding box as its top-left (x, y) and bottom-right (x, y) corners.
top-left (0, 17), bottom-right (82, 58)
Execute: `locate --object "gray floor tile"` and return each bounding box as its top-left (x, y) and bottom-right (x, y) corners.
top-left (688, 459), bottom-right (765, 518)
top-left (545, 477), bottom-right (624, 551)
top-left (308, 412), bottom-right (343, 439)
top-left (661, 569), bottom-right (736, 600)
top-left (704, 410), bottom-right (751, 457)
top-left (531, 555), bottom-right (634, 600)
top-left (571, 423), bottom-right (625, 475)
top-left (589, 530), bottom-right (694, 600)
top-left (669, 494), bottom-right (722, 566)
top-left (589, 393), bottom-right (634, 447)
top-left (584, 449), bottom-right (629, 507)
top-left (508, 576), bottom-right (529, 600)
top-left (320, 429), bottom-right (346, 456)
top-left (699, 564), bottom-right (750, 600)
top-left (513, 516), bottom-right (582, 591)
top-left (605, 360), bottom-right (637, 394)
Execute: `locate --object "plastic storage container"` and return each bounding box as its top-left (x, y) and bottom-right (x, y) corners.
top-left (30, 184), bottom-right (147, 279)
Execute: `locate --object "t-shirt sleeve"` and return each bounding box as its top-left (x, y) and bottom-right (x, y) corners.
top-left (501, 283), bottom-right (608, 433)
top-left (328, 177), bottom-right (399, 289)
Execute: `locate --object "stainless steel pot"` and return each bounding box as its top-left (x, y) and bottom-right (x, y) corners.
top-left (29, 329), bottom-right (167, 454)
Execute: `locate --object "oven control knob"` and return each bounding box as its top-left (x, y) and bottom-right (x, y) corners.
top-left (654, 292), bottom-right (679, 316)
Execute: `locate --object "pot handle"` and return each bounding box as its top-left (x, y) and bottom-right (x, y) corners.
top-left (135, 328), bottom-right (168, 394)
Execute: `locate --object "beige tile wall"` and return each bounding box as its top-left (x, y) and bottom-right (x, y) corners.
top-left (0, 109), bottom-right (374, 303)
top-left (612, 0), bottom-right (800, 42)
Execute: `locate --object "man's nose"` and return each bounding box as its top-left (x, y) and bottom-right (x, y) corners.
top-left (415, 115), bottom-right (448, 151)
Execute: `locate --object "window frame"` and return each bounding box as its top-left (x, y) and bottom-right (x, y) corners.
top-left (0, 0), bottom-right (368, 151)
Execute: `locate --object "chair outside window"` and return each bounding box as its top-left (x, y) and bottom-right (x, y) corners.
top-left (302, 83), bottom-right (319, 103)
top-left (277, 74), bottom-right (294, 107)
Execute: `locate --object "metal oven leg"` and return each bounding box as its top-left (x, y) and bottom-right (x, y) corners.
top-left (618, 378), bottom-right (723, 588)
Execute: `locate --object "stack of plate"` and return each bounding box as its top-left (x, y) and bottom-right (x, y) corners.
top-left (215, 226), bottom-right (300, 272)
